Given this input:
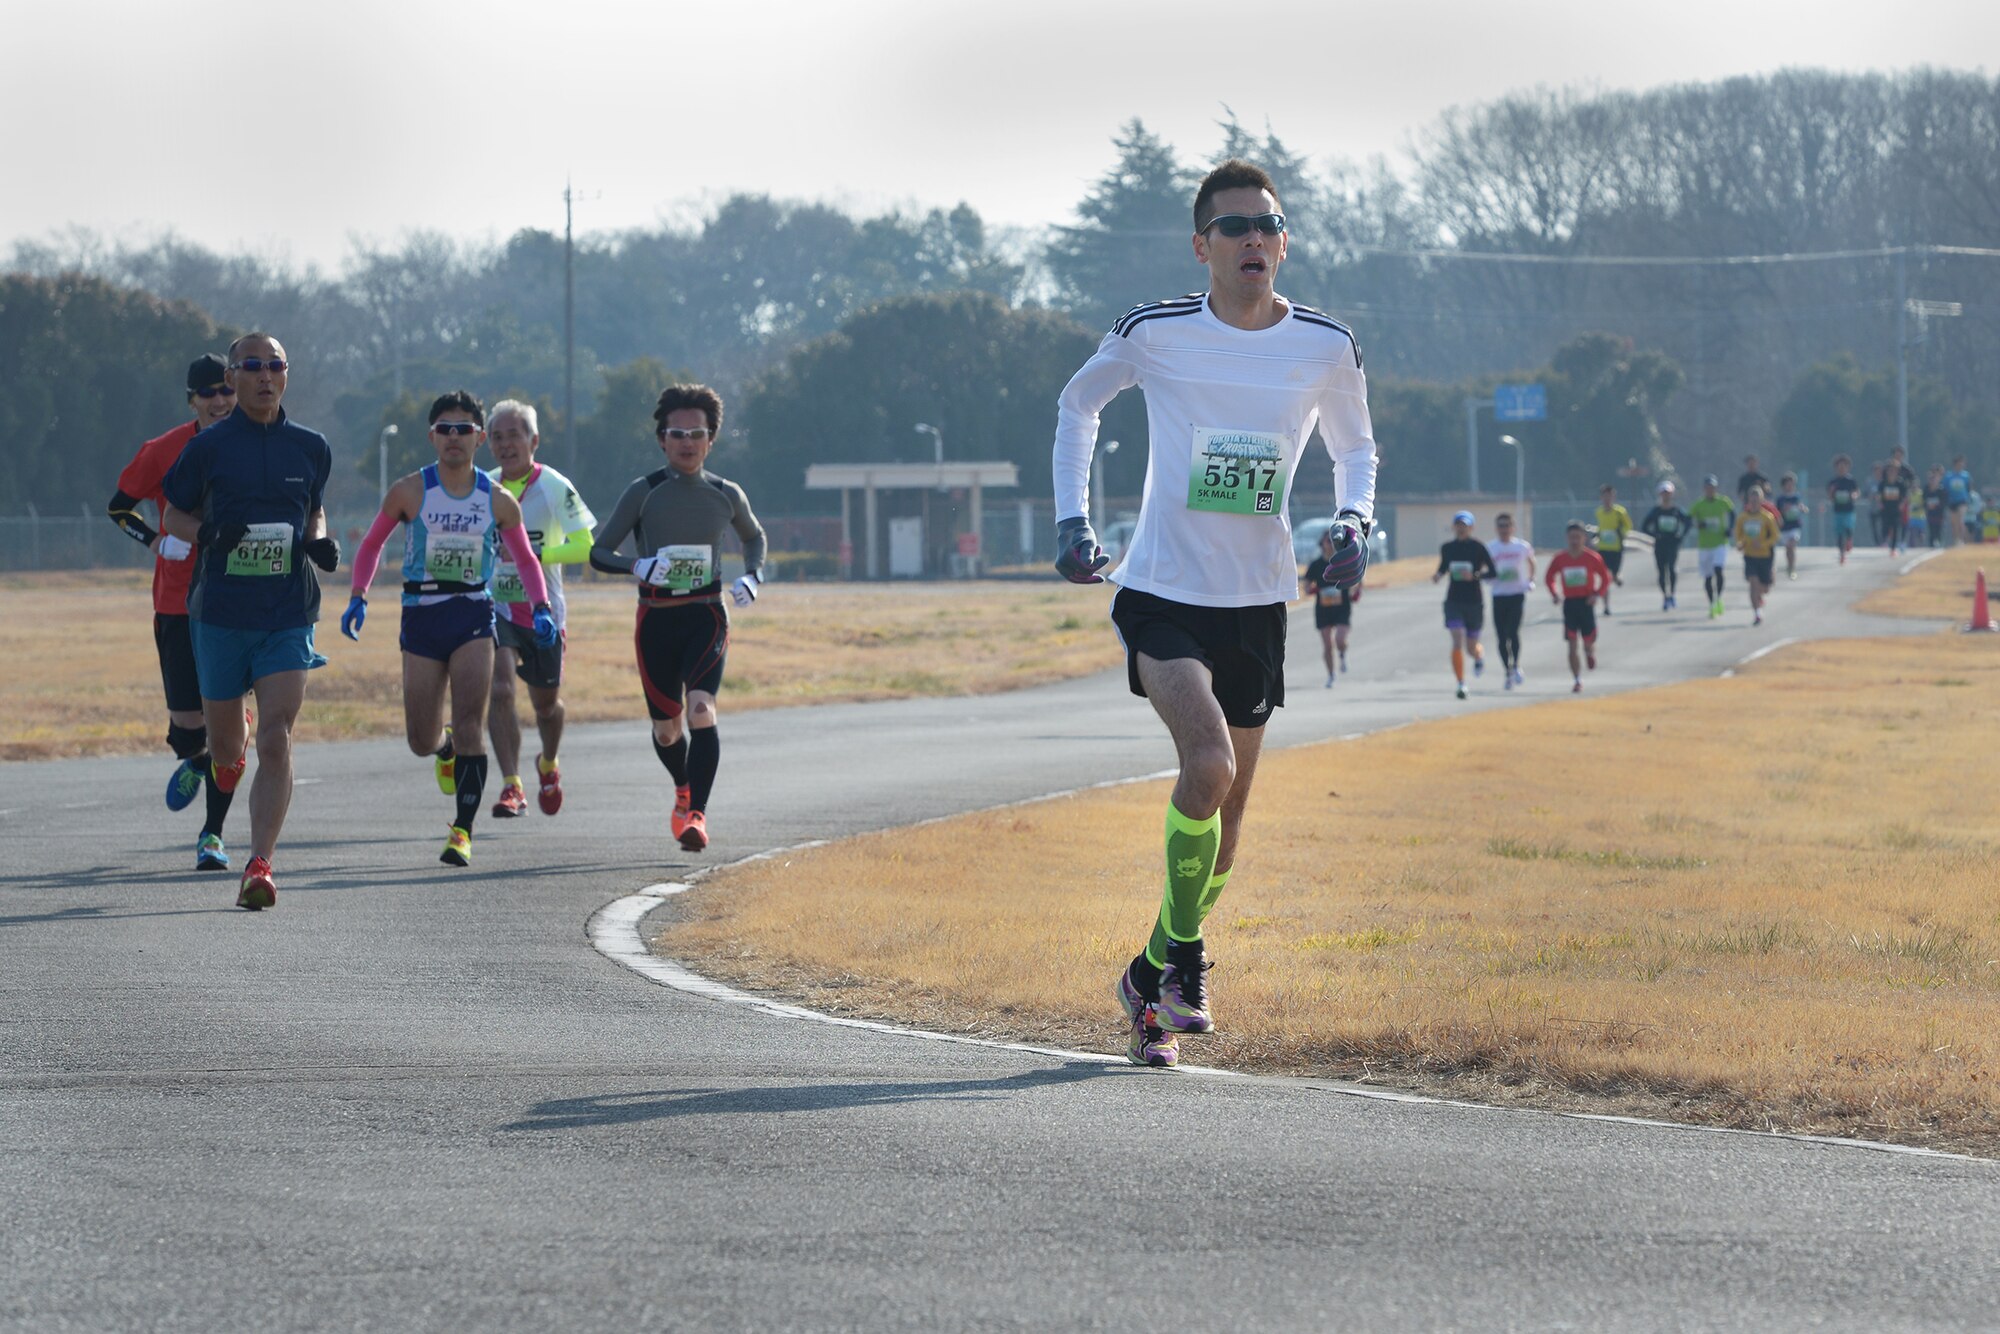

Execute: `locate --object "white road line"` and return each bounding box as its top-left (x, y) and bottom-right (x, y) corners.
top-left (591, 885), bottom-right (1985, 1164)
top-left (1900, 548), bottom-right (1946, 575)
top-left (1719, 636), bottom-right (1799, 677)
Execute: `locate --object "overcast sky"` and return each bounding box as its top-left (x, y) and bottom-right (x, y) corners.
top-left (3, 0), bottom-right (1992, 269)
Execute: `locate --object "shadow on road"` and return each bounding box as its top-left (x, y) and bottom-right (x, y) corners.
top-left (502, 1061), bottom-right (1125, 1130)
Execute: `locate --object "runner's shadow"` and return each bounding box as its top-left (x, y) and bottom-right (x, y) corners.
top-left (0, 905), bottom-right (235, 927)
top-left (501, 1062), bottom-right (1121, 1131)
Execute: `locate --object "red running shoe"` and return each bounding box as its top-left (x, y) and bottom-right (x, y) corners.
top-left (491, 782), bottom-right (527, 818)
top-left (678, 810), bottom-right (708, 853)
top-left (536, 756), bottom-right (563, 816)
top-left (236, 856), bottom-right (276, 911)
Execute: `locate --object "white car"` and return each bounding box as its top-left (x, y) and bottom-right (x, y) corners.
top-left (1293, 515), bottom-right (1389, 566)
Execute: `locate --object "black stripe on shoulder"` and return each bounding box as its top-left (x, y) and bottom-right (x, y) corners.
top-left (1291, 305), bottom-right (1363, 369)
top-left (1112, 293), bottom-right (1205, 338)
top-left (1114, 303), bottom-right (1205, 340)
top-left (645, 467), bottom-right (672, 489)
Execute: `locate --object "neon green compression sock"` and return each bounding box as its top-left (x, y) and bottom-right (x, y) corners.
top-left (1143, 801), bottom-right (1220, 966)
top-left (1195, 866), bottom-right (1233, 929)
top-left (1147, 866), bottom-right (1232, 968)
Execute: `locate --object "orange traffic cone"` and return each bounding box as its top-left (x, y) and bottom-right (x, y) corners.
top-left (1971, 568), bottom-right (1997, 632)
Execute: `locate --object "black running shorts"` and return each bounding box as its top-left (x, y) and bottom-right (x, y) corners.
top-left (1110, 587), bottom-right (1285, 730)
top-left (1600, 548), bottom-right (1625, 577)
top-left (1743, 554), bottom-right (1775, 584)
top-left (495, 615), bottom-right (565, 690)
top-left (153, 613), bottom-right (202, 714)
top-left (1443, 597), bottom-right (1484, 634)
top-left (1314, 598), bottom-right (1352, 629)
top-left (634, 598), bottom-right (728, 720)
top-left (1561, 599), bottom-right (1597, 640)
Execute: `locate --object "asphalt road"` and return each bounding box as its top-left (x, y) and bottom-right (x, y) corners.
top-left (3, 548), bottom-right (1995, 1332)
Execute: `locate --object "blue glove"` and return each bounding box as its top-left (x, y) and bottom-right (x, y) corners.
top-left (1054, 516), bottom-right (1109, 584)
top-left (1322, 513), bottom-right (1369, 590)
top-left (532, 602), bottom-right (559, 649)
top-left (340, 595), bottom-right (367, 641)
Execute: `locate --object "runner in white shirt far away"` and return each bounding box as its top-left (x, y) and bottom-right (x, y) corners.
top-left (1050, 158), bottom-right (1379, 1069)
top-left (1486, 512), bottom-right (1536, 690)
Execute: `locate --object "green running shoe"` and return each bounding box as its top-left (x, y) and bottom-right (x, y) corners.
top-left (434, 726), bottom-right (456, 795)
top-left (195, 833), bottom-right (229, 871)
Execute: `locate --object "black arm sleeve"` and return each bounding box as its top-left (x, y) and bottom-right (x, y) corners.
top-left (108, 489), bottom-right (157, 546)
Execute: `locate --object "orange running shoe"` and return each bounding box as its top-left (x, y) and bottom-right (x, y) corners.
top-left (536, 755), bottom-right (563, 816)
top-left (491, 782), bottom-right (527, 818)
top-left (669, 784), bottom-right (693, 839)
top-left (236, 855), bottom-right (276, 910)
top-left (678, 810), bottom-right (708, 853)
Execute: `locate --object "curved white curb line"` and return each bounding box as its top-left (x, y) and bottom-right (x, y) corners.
top-left (592, 882), bottom-right (1987, 1163)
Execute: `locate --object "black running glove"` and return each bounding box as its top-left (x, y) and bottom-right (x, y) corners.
top-left (1054, 517), bottom-right (1109, 584)
top-left (303, 535), bottom-right (341, 573)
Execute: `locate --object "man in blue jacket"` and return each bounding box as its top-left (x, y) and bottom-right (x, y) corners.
top-left (162, 332), bottom-right (338, 910)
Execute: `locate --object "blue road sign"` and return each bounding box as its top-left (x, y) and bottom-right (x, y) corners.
top-left (1495, 384), bottom-right (1547, 422)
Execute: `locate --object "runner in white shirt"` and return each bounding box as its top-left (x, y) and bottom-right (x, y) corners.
top-left (1486, 513), bottom-right (1536, 690)
top-left (1051, 159), bottom-right (1379, 1068)
top-left (482, 400), bottom-right (596, 818)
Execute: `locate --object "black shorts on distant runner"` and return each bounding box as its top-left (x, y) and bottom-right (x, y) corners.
top-left (495, 615), bottom-right (565, 690)
top-left (153, 612), bottom-right (202, 714)
top-left (1743, 554), bottom-right (1775, 583)
top-left (635, 597), bottom-right (728, 720)
top-left (1314, 598), bottom-right (1352, 629)
top-left (1443, 598), bottom-right (1484, 634)
top-left (1600, 549), bottom-right (1624, 578)
top-left (1561, 599), bottom-right (1597, 641)
top-left (1110, 587), bottom-right (1286, 730)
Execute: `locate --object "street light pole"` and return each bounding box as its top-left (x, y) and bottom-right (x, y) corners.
top-left (377, 423), bottom-right (399, 499)
top-left (1498, 434), bottom-right (1525, 519)
top-left (913, 421), bottom-right (943, 468)
top-left (1463, 396), bottom-right (1490, 492)
top-left (1092, 439), bottom-right (1120, 519)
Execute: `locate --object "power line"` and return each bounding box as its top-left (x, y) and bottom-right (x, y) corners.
top-left (1343, 242), bottom-right (2000, 267)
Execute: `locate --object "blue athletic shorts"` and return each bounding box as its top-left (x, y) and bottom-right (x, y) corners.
top-left (400, 597), bottom-right (495, 662)
top-left (192, 622), bottom-right (326, 701)
top-left (1832, 512), bottom-right (1856, 539)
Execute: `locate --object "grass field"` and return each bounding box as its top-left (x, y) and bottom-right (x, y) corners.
top-left (0, 555), bottom-right (1434, 762)
top-left (663, 544), bottom-right (2000, 1155)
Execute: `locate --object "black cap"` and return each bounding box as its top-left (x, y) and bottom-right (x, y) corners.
top-left (186, 354), bottom-right (228, 392)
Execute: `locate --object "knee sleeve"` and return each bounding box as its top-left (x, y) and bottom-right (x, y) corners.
top-left (166, 722), bottom-right (208, 760)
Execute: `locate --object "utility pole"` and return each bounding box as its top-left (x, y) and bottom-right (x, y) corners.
top-left (564, 178), bottom-right (576, 471)
top-left (1895, 245), bottom-right (1908, 458)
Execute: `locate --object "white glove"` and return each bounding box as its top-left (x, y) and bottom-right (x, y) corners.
top-left (630, 555), bottom-right (670, 587)
top-left (157, 534), bottom-right (193, 561)
top-left (729, 572), bottom-right (760, 607)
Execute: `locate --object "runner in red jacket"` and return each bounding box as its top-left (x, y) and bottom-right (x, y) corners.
top-left (106, 353), bottom-right (241, 869)
top-left (1545, 521), bottom-right (1612, 693)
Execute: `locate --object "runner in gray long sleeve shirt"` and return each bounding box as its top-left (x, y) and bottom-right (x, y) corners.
top-left (589, 383), bottom-right (766, 855)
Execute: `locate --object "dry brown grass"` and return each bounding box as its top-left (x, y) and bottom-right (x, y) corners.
top-left (0, 556), bottom-right (1433, 762)
top-left (1857, 541), bottom-right (2000, 621)
top-left (666, 566), bottom-right (2000, 1154)
top-left (0, 572), bottom-right (1123, 760)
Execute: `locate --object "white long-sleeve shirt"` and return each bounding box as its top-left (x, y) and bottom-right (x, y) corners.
top-left (1053, 292), bottom-right (1378, 607)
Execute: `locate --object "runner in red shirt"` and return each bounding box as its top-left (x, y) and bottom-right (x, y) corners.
top-left (107, 353), bottom-right (240, 869)
top-left (1545, 520), bottom-right (1612, 694)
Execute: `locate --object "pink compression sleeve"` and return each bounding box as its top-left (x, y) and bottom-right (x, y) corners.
top-left (349, 510), bottom-right (399, 595)
top-left (499, 524), bottom-right (550, 605)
